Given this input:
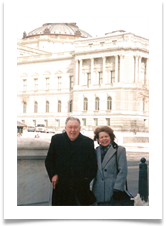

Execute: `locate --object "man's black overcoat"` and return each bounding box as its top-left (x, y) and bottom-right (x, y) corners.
top-left (45, 132), bottom-right (97, 206)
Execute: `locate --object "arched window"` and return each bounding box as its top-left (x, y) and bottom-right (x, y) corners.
top-left (58, 100), bottom-right (61, 112)
top-left (69, 100), bottom-right (73, 112)
top-left (107, 96), bottom-right (112, 110)
top-left (34, 101), bottom-right (38, 113)
top-left (83, 97), bottom-right (88, 111)
top-left (46, 101), bottom-right (49, 113)
top-left (23, 102), bottom-right (27, 113)
top-left (95, 97), bottom-right (100, 110)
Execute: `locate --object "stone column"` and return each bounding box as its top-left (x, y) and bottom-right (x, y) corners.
top-left (79, 59), bottom-right (82, 85)
top-left (75, 59), bottom-right (78, 86)
top-left (102, 56), bottom-right (106, 84)
top-left (91, 58), bottom-right (94, 85)
top-left (120, 55), bottom-right (124, 82)
top-left (138, 56), bottom-right (142, 83)
top-left (133, 55), bottom-right (136, 83)
top-left (115, 55), bottom-right (118, 82)
top-left (145, 58), bottom-right (149, 85)
top-left (135, 56), bottom-right (138, 83)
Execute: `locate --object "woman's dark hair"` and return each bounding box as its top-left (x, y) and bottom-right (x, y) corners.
top-left (94, 126), bottom-right (116, 144)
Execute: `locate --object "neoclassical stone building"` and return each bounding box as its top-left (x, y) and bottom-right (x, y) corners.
top-left (17, 23), bottom-right (149, 132)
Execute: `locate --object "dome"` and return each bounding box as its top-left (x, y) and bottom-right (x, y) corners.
top-left (23, 23), bottom-right (92, 39)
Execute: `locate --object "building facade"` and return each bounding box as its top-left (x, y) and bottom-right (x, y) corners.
top-left (17, 23), bottom-right (149, 132)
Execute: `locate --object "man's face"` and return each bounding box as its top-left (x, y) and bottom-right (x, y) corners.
top-left (65, 120), bottom-right (81, 141)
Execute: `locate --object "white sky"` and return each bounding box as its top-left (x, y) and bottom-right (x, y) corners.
top-left (17, 0), bottom-right (150, 40)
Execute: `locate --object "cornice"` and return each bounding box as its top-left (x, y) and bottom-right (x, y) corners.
top-left (17, 84), bottom-right (147, 98)
top-left (17, 55), bottom-right (73, 65)
top-left (74, 47), bottom-right (149, 57)
top-left (67, 85), bottom-right (148, 93)
top-left (17, 44), bottom-right (49, 55)
top-left (17, 91), bottom-right (71, 97)
top-left (74, 32), bottom-right (149, 43)
top-left (17, 43), bottom-right (149, 65)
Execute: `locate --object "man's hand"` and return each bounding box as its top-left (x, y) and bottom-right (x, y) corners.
top-left (52, 175), bottom-right (58, 189)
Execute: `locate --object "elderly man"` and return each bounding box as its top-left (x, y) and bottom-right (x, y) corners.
top-left (45, 116), bottom-right (97, 206)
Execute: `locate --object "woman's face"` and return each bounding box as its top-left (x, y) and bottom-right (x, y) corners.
top-left (98, 131), bottom-right (111, 147)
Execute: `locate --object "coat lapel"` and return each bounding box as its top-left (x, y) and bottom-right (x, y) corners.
top-left (101, 145), bottom-right (117, 169)
top-left (96, 146), bottom-right (103, 176)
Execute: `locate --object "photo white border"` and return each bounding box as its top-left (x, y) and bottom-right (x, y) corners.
top-left (4, 0), bottom-right (162, 219)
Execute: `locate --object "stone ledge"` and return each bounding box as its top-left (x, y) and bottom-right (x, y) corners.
top-left (17, 137), bottom-right (50, 150)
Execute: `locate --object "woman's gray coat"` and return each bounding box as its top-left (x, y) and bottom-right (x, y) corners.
top-left (92, 143), bottom-right (128, 203)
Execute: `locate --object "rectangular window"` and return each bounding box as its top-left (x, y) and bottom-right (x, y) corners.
top-left (58, 101), bottom-right (61, 112)
top-left (99, 72), bottom-right (103, 85)
top-left (70, 76), bottom-right (74, 89)
top-left (106, 118), bottom-right (110, 126)
top-left (94, 118), bottom-right (98, 126)
top-left (44, 120), bottom-right (48, 127)
top-left (112, 40), bottom-right (117, 45)
top-left (87, 73), bottom-right (91, 87)
top-left (34, 101), bottom-right (38, 113)
top-left (69, 100), bottom-right (73, 112)
top-left (46, 101), bottom-right (49, 113)
top-left (82, 118), bottom-right (86, 126)
top-left (34, 78), bottom-right (38, 91)
top-left (23, 79), bottom-right (27, 91)
top-left (33, 120), bottom-right (36, 127)
top-left (46, 78), bottom-right (50, 90)
top-left (56, 119), bottom-right (60, 127)
top-left (100, 42), bottom-right (105, 47)
top-left (23, 102), bottom-right (27, 113)
top-left (110, 71), bottom-right (115, 83)
top-left (58, 77), bottom-right (61, 89)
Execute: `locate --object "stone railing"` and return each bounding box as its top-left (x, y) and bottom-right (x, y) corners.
top-left (17, 137), bottom-right (52, 206)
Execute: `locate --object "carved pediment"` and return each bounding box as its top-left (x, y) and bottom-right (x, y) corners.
top-left (31, 72), bottom-right (39, 77)
top-left (43, 71), bottom-right (51, 76)
top-left (55, 70), bottom-right (63, 75)
top-left (20, 73), bottom-right (28, 77)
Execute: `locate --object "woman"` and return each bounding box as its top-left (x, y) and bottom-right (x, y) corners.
top-left (92, 126), bottom-right (128, 205)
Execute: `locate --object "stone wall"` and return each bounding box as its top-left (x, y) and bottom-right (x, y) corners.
top-left (17, 138), bottom-right (52, 206)
top-left (123, 136), bottom-right (149, 143)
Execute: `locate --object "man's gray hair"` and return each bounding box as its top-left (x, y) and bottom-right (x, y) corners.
top-left (65, 116), bottom-right (81, 126)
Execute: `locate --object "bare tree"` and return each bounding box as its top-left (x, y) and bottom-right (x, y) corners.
top-left (138, 84), bottom-right (149, 99)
